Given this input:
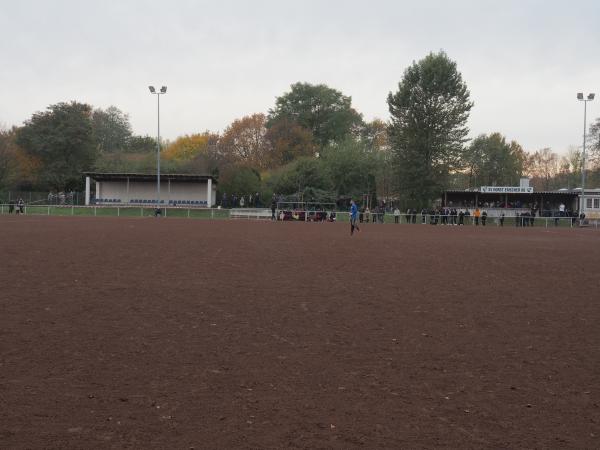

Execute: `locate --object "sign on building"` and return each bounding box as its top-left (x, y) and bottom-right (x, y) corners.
top-left (480, 186), bottom-right (534, 194)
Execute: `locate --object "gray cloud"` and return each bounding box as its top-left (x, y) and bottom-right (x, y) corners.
top-left (1, 0), bottom-right (599, 153)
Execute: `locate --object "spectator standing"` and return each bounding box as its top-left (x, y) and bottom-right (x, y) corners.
top-left (499, 212), bottom-right (505, 227)
top-left (271, 199), bottom-right (277, 221)
top-left (17, 198), bottom-right (25, 214)
top-left (394, 207), bottom-right (400, 224)
top-left (474, 208), bottom-right (481, 226)
top-left (481, 210), bottom-right (488, 226)
top-left (8, 199), bottom-right (15, 214)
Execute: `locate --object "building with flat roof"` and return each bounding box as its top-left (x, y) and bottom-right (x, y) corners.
top-left (83, 173), bottom-right (217, 207)
top-left (442, 186), bottom-right (600, 218)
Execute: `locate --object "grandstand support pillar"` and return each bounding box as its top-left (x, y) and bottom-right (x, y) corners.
top-left (85, 176), bottom-right (91, 206)
top-left (96, 181), bottom-right (100, 203)
top-left (207, 178), bottom-right (212, 208)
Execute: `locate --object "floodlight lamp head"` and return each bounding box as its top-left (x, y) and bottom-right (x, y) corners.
top-left (160, 86), bottom-right (167, 93)
top-left (588, 93), bottom-right (595, 100)
top-left (577, 93), bottom-right (584, 100)
top-left (149, 86), bottom-right (156, 93)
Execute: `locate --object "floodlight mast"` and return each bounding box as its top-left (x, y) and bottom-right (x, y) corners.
top-left (149, 85), bottom-right (167, 215)
top-left (577, 92), bottom-right (595, 221)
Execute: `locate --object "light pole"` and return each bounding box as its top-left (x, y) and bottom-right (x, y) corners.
top-left (577, 92), bottom-right (595, 220)
top-left (149, 85), bottom-right (167, 215)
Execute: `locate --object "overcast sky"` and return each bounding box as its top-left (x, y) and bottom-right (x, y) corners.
top-left (1, 0), bottom-right (599, 153)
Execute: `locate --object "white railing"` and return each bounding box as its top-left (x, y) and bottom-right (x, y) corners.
top-left (1, 205), bottom-right (598, 228)
top-left (229, 208), bottom-right (272, 220)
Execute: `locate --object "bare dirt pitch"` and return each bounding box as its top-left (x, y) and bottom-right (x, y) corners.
top-left (1, 216), bottom-right (599, 449)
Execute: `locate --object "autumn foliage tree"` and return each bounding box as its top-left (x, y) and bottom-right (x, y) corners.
top-left (265, 118), bottom-right (316, 167)
top-left (163, 133), bottom-right (212, 161)
top-left (219, 113), bottom-right (271, 169)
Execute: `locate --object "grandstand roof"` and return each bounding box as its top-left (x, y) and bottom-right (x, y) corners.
top-left (84, 172), bottom-right (216, 182)
top-left (444, 189), bottom-right (577, 195)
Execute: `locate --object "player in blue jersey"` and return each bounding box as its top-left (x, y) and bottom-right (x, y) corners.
top-left (350, 199), bottom-right (360, 236)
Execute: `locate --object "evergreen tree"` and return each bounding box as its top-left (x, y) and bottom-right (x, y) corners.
top-left (17, 102), bottom-right (96, 190)
top-left (387, 51), bottom-right (472, 206)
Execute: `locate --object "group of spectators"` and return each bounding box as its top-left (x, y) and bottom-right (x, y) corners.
top-left (358, 206), bottom-right (387, 224)
top-left (47, 191), bottom-right (76, 205)
top-left (402, 207), bottom-right (483, 226)
top-left (7, 198), bottom-right (25, 214)
top-left (220, 192), bottom-right (262, 208)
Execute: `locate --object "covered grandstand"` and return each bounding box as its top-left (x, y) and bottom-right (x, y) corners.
top-left (84, 173), bottom-right (217, 207)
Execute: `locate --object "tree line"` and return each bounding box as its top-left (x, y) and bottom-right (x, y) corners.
top-left (2, 51), bottom-right (600, 207)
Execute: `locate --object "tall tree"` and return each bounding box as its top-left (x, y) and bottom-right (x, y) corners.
top-left (361, 118), bottom-right (389, 153)
top-left (555, 146), bottom-right (582, 189)
top-left (16, 102), bottom-right (96, 190)
top-left (359, 119), bottom-right (392, 200)
top-left (265, 117), bottom-right (316, 167)
top-left (0, 127), bottom-right (19, 190)
top-left (92, 106), bottom-right (132, 154)
top-left (127, 135), bottom-right (157, 153)
top-left (218, 166), bottom-right (262, 198)
top-left (320, 139), bottom-right (377, 199)
top-left (387, 51), bottom-right (473, 206)
top-left (465, 133), bottom-right (527, 187)
top-left (528, 148), bottom-right (559, 190)
top-left (588, 117), bottom-right (600, 169)
top-left (220, 114), bottom-right (271, 169)
top-left (268, 82), bottom-right (363, 148)
top-left (267, 157), bottom-right (332, 199)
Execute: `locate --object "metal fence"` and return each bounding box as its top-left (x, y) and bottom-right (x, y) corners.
top-left (0, 191), bottom-right (84, 205)
top-left (1, 205), bottom-right (598, 229)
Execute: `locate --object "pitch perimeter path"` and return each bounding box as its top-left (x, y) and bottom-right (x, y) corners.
top-left (1, 216), bottom-right (599, 449)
